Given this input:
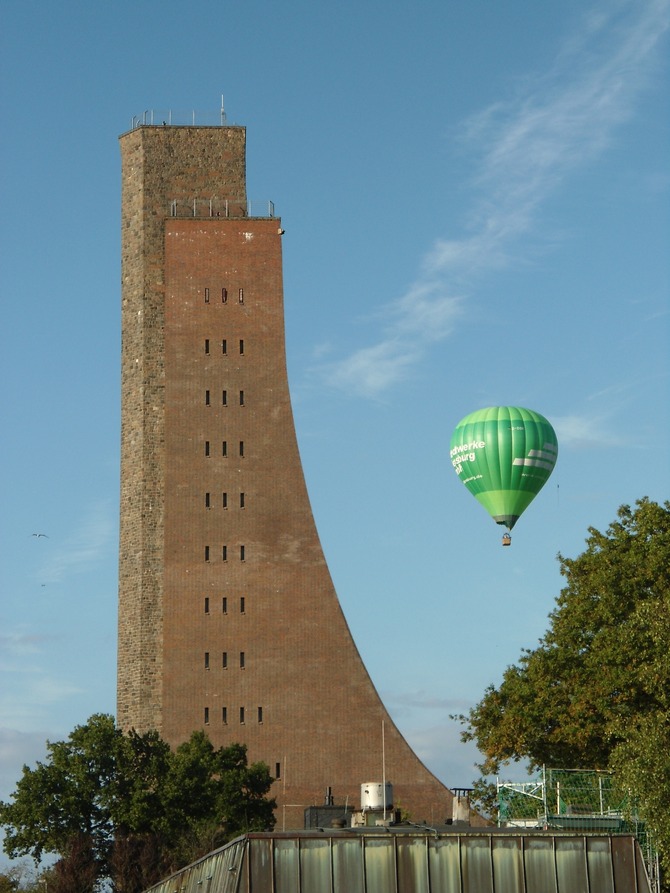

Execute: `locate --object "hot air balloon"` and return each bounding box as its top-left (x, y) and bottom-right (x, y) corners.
top-left (450, 406), bottom-right (558, 545)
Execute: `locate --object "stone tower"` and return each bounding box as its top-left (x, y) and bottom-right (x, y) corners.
top-left (118, 122), bottom-right (455, 827)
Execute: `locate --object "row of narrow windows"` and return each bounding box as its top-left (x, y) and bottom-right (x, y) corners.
top-left (204, 339), bottom-right (244, 355)
top-left (205, 492), bottom-right (245, 509)
top-left (205, 390), bottom-right (245, 406)
top-left (204, 597), bottom-right (245, 614)
top-left (231, 596), bottom-right (243, 613)
top-left (204, 441), bottom-right (244, 457)
top-left (204, 545), bottom-right (246, 561)
top-left (204, 287), bottom-right (244, 304)
top-left (204, 651), bottom-right (246, 669)
top-left (203, 705), bottom-right (262, 725)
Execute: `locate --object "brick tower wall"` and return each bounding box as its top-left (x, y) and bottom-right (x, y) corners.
top-left (118, 126), bottom-right (247, 732)
top-left (119, 125), bottom-right (461, 827)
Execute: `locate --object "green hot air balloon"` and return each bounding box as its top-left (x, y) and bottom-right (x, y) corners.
top-left (450, 407), bottom-right (558, 544)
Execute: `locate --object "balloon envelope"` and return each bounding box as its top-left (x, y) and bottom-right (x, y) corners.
top-left (450, 406), bottom-right (558, 530)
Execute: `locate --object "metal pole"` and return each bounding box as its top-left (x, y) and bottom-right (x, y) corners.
top-left (382, 719), bottom-right (386, 822)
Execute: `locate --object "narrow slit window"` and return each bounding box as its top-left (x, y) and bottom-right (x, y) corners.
top-left (205, 492), bottom-right (210, 508)
top-left (239, 339), bottom-right (244, 355)
top-left (222, 545), bottom-right (227, 561)
top-left (240, 651), bottom-right (245, 669)
top-left (258, 707), bottom-right (263, 723)
top-left (238, 288), bottom-right (244, 304)
top-left (240, 597), bottom-right (245, 614)
top-left (240, 707), bottom-right (245, 724)
top-left (222, 390), bottom-right (227, 406)
top-left (222, 597), bottom-right (228, 614)
top-left (204, 288), bottom-right (210, 304)
top-left (222, 707), bottom-right (228, 724)
top-left (204, 546), bottom-right (210, 562)
top-left (205, 441), bottom-right (210, 457)
top-left (205, 390), bottom-right (211, 406)
top-left (275, 762), bottom-right (281, 779)
top-left (221, 287), bottom-right (228, 303)
top-left (239, 390), bottom-right (245, 406)
top-left (240, 545), bottom-right (245, 562)
top-left (204, 652), bottom-right (210, 670)
top-left (222, 652), bottom-right (228, 669)
top-left (204, 597), bottom-right (210, 614)
top-left (239, 441), bottom-right (244, 458)
top-left (222, 441), bottom-right (227, 457)
top-left (204, 707), bottom-right (210, 724)
top-left (222, 492), bottom-right (228, 509)
top-left (204, 339), bottom-right (210, 354)
top-left (222, 339), bottom-right (228, 355)
top-left (240, 492), bottom-right (245, 509)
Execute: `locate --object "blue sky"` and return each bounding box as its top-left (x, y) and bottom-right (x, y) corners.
top-left (1, 0), bottom-right (668, 827)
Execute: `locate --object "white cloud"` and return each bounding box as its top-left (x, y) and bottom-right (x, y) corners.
top-left (455, 0), bottom-right (669, 249)
top-left (320, 287), bottom-right (463, 398)
top-left (37, 500), bottom-right (115, 585)
top-left (405, 722), bottom-right (484, 789)
top-left (0, 624), bottom-right (85, 733)
top-left (384, 689), bottom-right (472, 713)
top-left (388, 285), bottom-right (463, 343)
top-left (0, 662), bottom-right (83, 725)
top-left (318, 0), bottom-right (669, 398)
top-left (552, 413), bottom-right (623, 449)
top-left (0, 631), bottom-right (48, 660)
top-left (322, 340), bottom-right (421, 397)
top-left (375, 689), bottom-right (484, 788)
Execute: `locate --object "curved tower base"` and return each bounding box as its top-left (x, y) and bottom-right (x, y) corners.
top-left (118, 123), bottom-right (459, 827)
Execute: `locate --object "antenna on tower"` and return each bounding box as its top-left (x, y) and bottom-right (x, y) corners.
top-left (220, 94), bottom-right (227, 125)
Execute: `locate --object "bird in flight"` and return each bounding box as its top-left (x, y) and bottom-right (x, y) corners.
top-left (32, 533), bottom-right (49, 538)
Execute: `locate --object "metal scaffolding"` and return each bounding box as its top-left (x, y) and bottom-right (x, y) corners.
top-left (497, 768), bottom-right (660, 892)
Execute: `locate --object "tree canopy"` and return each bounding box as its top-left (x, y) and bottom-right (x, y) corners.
top-left (459, 498), bottom-right (670, 870)
top-left (0, 715), bottom-right (276, 893)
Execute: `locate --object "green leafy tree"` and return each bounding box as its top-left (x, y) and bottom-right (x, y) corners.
top-left (0, 715), bottom-right (120, 868)
top-left (0, 716), bottom-right (276, 892)
top-left (157, 734), bottom-right (276, 867)
top-left (458, 499), bottom-right (670, 870)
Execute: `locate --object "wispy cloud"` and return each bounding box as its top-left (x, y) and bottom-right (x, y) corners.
top-left (375, 690), bottom-right (485, 787)
top-left (319, 285), bottom-right (463, 398)
top-left (0, 627), bottom-right (82, 699)
top-left (0, 657), bottom-right (84, 733)
top-left (0, 631), bottom-right (51, 662)
top-left (37, 500), bottom-right (115, 585)
top-left (406, 723), bottom-right (486, 788)
top-left (318, 0), bottom-right (669, 398)
top-left (383, 689), bottom-right (472, 713)
top-left (552, 413), bottom-right (624, 449)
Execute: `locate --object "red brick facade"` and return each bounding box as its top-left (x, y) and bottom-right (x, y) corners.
top-left (118, 125), bottom-right (457, 828)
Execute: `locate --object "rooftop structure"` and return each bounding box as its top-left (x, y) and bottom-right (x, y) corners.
top-left (142, 827), bottom-right (654, 893)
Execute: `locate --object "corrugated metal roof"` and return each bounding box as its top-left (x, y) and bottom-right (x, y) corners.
top-left (143, 828), bottom-right (653, 893)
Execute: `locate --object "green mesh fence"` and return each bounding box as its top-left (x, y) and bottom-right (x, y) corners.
top-left (497, 768), bottom-right (660, 892)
